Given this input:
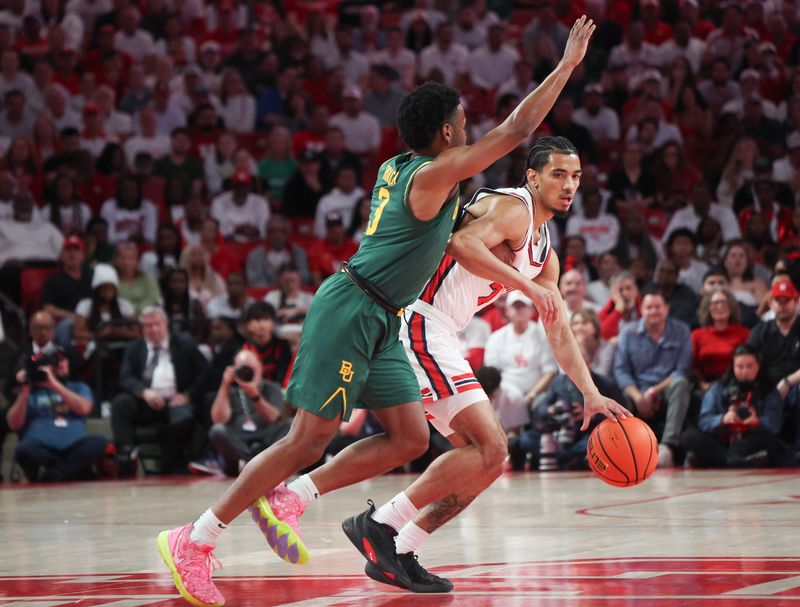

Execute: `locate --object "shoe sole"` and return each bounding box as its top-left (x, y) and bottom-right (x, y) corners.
top-left (247, 496), bottom-right (310, 565)
top-left (364, 562), bottom-right (454, 593)
top-left (342, 514), bottom-right (410, 588)
top-left (156, 531), bottom-right (225, 607)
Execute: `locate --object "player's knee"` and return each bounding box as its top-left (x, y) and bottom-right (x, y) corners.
top-left (479, 431), bottom-right (508, 470)
top-left (393, 427), bottom-right (430, 461)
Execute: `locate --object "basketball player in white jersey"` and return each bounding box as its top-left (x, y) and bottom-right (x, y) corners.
top-left (348, 136), bottom-right (632, 592)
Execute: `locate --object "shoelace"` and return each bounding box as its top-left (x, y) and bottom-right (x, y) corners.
top-left (178, 535), bottom-right (224, 587)
top-left (400, 553), bottom-right (438, 582)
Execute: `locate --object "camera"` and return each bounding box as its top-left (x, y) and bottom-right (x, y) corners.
top-left (726, 382), bottom-right (754, 422)
top-left (736, 406), bottom-right (752, 421)
top-left (25, 349), bottom-right (63, 384)
top-left (536, 400), bottom-right (576, 437)
top-left (234, 364), bottom-right (255, 383)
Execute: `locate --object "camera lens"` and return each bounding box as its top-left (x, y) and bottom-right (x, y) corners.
top-left (235, 365), bottom-right (255, 382)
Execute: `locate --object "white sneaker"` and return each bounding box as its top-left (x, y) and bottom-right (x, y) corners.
top-left (657, 444), bottom-right (674, 468)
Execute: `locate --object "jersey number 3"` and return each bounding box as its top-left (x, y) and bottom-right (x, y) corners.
top-left (477, 282), bottom-right (503, 306)
top-left (365, 187), bottom-right (390, 236)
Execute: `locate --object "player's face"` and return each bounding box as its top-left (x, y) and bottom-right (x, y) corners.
top-left (444, 105), bottom-right (467, 148)
top-left (530, 153), bottom-right (581, 219)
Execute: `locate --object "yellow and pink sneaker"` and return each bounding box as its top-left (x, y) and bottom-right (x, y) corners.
top-left (248, 485), bottom-right (310, 565)
top-left (157, 524), bottom-right (225, 607)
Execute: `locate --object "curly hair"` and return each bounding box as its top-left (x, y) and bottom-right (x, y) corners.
top-left (697, 288), bottom-right (740, 327)
top-left (396, 81), bottom-right (461, 151)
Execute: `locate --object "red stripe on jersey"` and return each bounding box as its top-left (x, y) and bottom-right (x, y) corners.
top-left (456, 383), bottom-right (483, 394)
top-left (452, 373), bottom-right (476, 382)
top-left (410, 312), bottom-right (453, 399)
top-left (420, 255), bottom-right (457, 304)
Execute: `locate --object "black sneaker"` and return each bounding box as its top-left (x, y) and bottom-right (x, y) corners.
top-left (365, 553), bottom-right (454, 593)
top-left (341, 500), bottom-right (411, 588)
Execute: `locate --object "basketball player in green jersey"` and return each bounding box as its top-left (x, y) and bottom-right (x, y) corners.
top-left (157, 17), bottom-right (596, 607)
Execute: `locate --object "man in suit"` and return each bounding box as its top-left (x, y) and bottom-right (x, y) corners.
top-left (111, 305), bottom-right (209, 475)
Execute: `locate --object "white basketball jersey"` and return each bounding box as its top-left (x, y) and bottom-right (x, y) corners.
top-left (408, 186), bottom-right (552, 333)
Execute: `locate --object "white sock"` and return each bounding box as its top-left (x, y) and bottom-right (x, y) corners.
top-left (394, 521), bottom-right (429, 555)
top-left (371, 491), bottom-right (419, 532)
top-left (189, 509), bottom-right (227, 545)
top-left (285, 474), bottom-right (320, 505)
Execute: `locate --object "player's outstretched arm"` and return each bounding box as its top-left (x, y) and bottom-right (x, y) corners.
top-left (533, 254), bottom-right (632, 430)
top-left (413, 16), bottom-right (595, 213)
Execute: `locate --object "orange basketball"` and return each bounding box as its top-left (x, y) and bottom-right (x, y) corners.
top-left (586, 417), bottom-right (658, 487)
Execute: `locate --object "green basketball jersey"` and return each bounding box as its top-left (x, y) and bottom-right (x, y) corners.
top-left (348, 152), bottom-right (459, 307)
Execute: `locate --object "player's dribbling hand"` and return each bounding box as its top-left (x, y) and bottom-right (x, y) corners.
top-left (525, 282), bottom-right (560, 325)
top-left (581, 394), bottom-right (632, 431)
top-left (561, 15), bottom-right (596, 69)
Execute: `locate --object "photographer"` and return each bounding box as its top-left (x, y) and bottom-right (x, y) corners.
top-left (204, 349), bottom-right (290, 477)
top-left (681, 344), bottom-right (791, 468)
top-left (6, 349), bottom-right (106, 481)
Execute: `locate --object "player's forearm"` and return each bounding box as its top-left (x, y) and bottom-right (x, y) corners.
top-left (546, 320), bottom-right (600, 398)
top-left (447, 232), bottom-right (530, 293)
top-left (502, 61), bottom-right (576, 139)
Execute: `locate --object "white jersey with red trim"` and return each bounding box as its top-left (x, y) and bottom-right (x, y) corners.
top-left (407, 186), bottom-right (552, 333)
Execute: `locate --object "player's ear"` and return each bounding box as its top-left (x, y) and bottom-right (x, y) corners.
top-left (441, 122), bottom-right (452, 144)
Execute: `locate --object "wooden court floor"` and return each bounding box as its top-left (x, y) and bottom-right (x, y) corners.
top-left (1, 468), bottom-right (799, 606)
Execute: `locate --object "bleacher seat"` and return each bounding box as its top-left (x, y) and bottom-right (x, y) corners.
top-left (20, 266), bottom-right (59, 317)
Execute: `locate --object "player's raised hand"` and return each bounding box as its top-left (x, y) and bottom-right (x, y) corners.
top-left (561, 15), bottom-right (596, 69)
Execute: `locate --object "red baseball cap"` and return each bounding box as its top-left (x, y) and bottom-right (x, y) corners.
top-left (231, 171), bottom-right (253, 186)
top-left (63, 235), bottom-right (84, 250)
top-left (83, 102), bottom-right (99, 115)
top-left (771, 280), bottom-right (799, 300)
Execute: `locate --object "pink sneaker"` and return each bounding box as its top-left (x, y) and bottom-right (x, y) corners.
top-left (247, 485), bottom-right (311, 564)
top-left (157, 524), bottom-right (225, 607)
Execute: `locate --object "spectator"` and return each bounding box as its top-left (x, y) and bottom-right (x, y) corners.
top-left (139, 223), bottom-right (182, 278)
top-left (283, 147), bottom-right (325, 219)
top-left (458, 315), bottom-right (491, 371)
top-left (692, 289), bottom-right (750, 389)
top-left (607, 141), bottom-right (655, 215)
top-left (773, 131), bottom-right (800, 193)
top-left (40, 173), bottom-right (91, 237)
top-left (179, 244), bottom-right (225, 312)
top-left (664, 228), bottom-right (708, 295)
top-left (113, 242), bottom-right (162, 316)
top-left (572, 82), bottom-right (620, 150)
top-left (723, 240), bottom-right (768, 311)
top-left (658, 17), bottom-right (705, 74)
top-left (497, 59), bottom-right (537, 101)
top-left (522, 3), bottom-right (570, 57)
top-left (313, 165), bottom-right (364, 239)
top-left (84, 216), bottom-right (115, 266)
top-left (721, 69), bottom-right (779, 120)
top-left (0, 190), bottom-right (63, 303)
top-left (4, 137), bottom-right (42, 198)
top-left (419, 22), bottom-right (468, 85)
top-left (206, 271), bottom-right (251, 320)
top-left (682, 344), bottom-right (789, 468)
top-left (40, 235), bottom-right (91, 328)
top-left (113, 6), bottom-right (155, 62)
top-left (653, 257), bottom-right (699, 327)
top-left (363, 65), bottom-right (403, 129)
top-left (0, 50), bottom-right (35, 101)
top-left (161, 267), bottom-right (206, 338)
top-left (663, 181), bottom-right (741, 245)
top-left (175, 195), bottom-right (206, 246)
top-left (559, 268), bottom-right (600, 320)
top-left (612, 210), bottom-right (662, 275)
top-left (484, 292), bottom-right (557, 406)
top-left (79, 102), bottom-right (113, 158)
top-left (748, 279), bottom-right (800, 448)
top-left (565, 188), bottom-right (620, 257)
top-left (100, 175), bottom-right (159, 245)
top-left (607, 20), bottom-right (659, 80)
top-left (307, 211), bottom-right (359, 286)
top-left (154, 127), bottom-right (203, 192)
top-left (476, 366), bottom-right (527, 444)
top-left (202, 131), bottom-right (237, 196)
top-left (329, 85), bottom-right (381, 158)
top-left (111, 305), bottom-right (209, 475)
top-left (6, 347), bottom-right (105, 481)
top-left (468, 23), bottom-right (518, 91)
top-left (218, 67), bottom-right (255, 133)
top-left (257, 126), bottom-right (296, 203)
top-left (124, 106), bottom-right (170, 167)
top-left (325, 24), bottom-right (369, 86)
top-left (697, 57), bottom-right (740, 115)
top-left (151, 81), bottom-right (187, 137)
top-left (0, 89), bottom-right (36, 138)
top-left (201, 348), bottom-right (290, 476)
top-left (547, 96), bottom-right (597, 163)
top-left (599, 270), bottom-right (641, 341)
top-left (119, 62), bottom-right (154, 116)
top-left (613, 288), bottom-right (692, 467)
top-left (367, 26), bottom-right (416, 91)
top-left (73, 263), bottom-right (138, 350)
top-left (246, 215), bottom-right (309, 287)
top-left (561, 235), bottom-right (595, 285)
top-left (716, 137), bottom-right (758, 208)
top-left (210, 171), bottom-right (270, 242)
top-left (241, 301), bottom-right (292, 385)
top-left (570, 308), bottom-right (616, 376)
top-left (587, 251), bottom-right (621, 306)
top-left (736, 177), bottom-right (793, 242)
top-left (264, 264), bottom-right (313, 326)
top-left (43, 84), bottom-right (81, 132)
top-left (96, 84), bottom-right (133, 139)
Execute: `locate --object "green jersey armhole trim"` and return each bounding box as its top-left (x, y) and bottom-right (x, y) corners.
top-left (401, 160), bottom-right (447, 225)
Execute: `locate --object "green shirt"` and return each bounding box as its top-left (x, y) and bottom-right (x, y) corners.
top-left (348, 153), bottom-right (459, 307)
top-left (118, 272), bottom-right (162, 316)
top-left (258, 157), bottom-right (298, 200)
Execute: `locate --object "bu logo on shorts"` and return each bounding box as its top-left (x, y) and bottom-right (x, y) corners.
top-left (339, 361), bottom-right (355, 383)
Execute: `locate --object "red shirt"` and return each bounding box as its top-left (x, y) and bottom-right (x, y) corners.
top-left (643, 22), bottom-right (674, 46)
top-left (691, 324), bottom-right (750, 382)
top-left (307, 237), bottom-right (358, 279)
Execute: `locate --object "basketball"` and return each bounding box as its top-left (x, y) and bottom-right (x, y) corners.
top-left (586, 417), bottom-right (658, 487)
